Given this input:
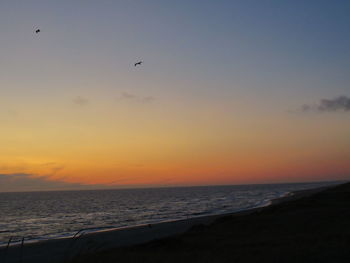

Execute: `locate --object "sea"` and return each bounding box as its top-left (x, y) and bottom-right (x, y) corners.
top-left (0, 181), bottom-right (339, 246)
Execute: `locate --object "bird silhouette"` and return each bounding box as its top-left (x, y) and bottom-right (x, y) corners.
top-left (134, 61), bottom-right (143, 67)
top-left (35, 29), bottom-right (41, 34)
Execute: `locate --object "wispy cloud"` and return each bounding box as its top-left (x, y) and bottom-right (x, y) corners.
top-left (40, 162), bottom-right (65, 178)
top-left (121, 92), bottom-right (137, 100)
top-left (73, 96), bottom-right (89, 106)
top-left (299, 96), bottom-right (350, 113)
top-left (141, 96), bottom-right (155, 103)
top-left (118, 92), bottom-right (155, 103)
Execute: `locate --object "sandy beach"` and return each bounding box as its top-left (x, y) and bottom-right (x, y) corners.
top-left (72, 183), bottom-right (350, 263)
top-left (1, 184), bottom-right (340, 263)
top-left (70, 182), bottom-right (349, 263)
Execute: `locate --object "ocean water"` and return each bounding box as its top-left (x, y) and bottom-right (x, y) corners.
top-left (0, 181), bottom-right (337, 245)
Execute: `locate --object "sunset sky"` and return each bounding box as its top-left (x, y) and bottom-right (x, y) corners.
top-left (1, 1), bottom-right (349, 192)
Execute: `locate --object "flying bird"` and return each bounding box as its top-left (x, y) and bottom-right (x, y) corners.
top-left (134, 61), bottom-right (143, 67)
top-left (35, 29), bottom-right (41, 34)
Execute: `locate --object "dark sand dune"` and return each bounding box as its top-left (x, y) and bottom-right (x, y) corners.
top-left (71, 182), bottom-right (350, 263)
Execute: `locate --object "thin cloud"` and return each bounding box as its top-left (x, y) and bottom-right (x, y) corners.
top-left (141, 96), bottom-right (155, 103)
top-left (73, 96), bottom-right (89, 106)
top-left (121, 92), bottom-right (137, 100)
top-left (300, 96), bottom-right (350, 113)
top-left (118, 92), bottom-right (155, 103)
top-left (41, 163), bottom-right (65, 178)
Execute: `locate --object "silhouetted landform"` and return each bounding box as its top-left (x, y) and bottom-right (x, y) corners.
top-left (70, 182), bottom-right (350, 263)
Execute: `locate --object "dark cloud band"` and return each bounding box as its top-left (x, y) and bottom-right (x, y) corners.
top-left (0, 174), bottom-right (107, 192)
top-left (302, 96), bottom-right (350, 112)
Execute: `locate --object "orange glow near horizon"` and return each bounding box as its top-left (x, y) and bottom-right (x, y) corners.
top-left (1, 113), bottom-right (349, 188)
top-left (1, 1), bottom-right (350, 191)
top-left (1, 101), bottom-right (350, 189)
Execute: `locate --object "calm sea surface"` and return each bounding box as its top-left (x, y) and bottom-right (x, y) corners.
top-left (0, 181), bottom-right (338, 245)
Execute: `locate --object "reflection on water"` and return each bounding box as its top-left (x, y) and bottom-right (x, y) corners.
top-left (0, 181), bottom-right (336, 244)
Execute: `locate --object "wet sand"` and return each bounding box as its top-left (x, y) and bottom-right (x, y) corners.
top-left (1, 183), bottom-right (344, 263)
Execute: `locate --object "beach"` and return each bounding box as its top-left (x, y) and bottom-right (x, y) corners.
top-left (2, 183), bottom-right (346, 263)
top-left (72, 183), bottom-right (350, 263)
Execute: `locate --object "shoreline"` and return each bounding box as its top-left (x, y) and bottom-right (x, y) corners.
top-left (0, 188), bottom-right (280, 247)
top-left (1, 183), bottom-right (338, 263)
top-left (73, 181), bottom-right (350, 263)
top-left (1, 184), bottom-right (327, 247)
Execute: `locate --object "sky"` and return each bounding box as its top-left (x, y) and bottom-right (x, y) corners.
top-left (0, 0), bottom-right (349, 192)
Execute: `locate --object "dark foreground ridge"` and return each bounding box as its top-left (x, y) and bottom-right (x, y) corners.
top-left (72, 182), bottom-right (350, 263)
